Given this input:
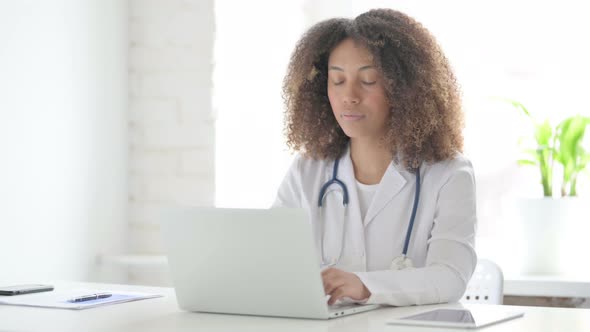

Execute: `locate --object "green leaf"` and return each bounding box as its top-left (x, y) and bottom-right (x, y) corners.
top-left (506, 98), bottom-right (531, 117)
top-left (521, 148), bottom-right (541, 162)
top-left (517, 159), bottom-right (538, 166)
top-left (535, 120), bottom-right (553, 146)
top-left (554, 115), bottom-right (590, 196)
top-left (556, 115), bottom-right (590, 179)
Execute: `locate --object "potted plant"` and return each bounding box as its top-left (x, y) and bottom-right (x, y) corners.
top-left (511, 100), bottom-right (590, 196)
top-left (508, 100), bottom-right (590, 275)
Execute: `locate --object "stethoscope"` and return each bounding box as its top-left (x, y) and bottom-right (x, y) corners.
top-left (318, 158), bottom-right (421, 271)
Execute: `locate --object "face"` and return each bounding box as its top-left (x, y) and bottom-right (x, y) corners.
top-left (327, 38), bottom-right (390, 140)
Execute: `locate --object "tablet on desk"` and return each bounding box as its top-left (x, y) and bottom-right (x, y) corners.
top-left (387, 307), bottom-right (524, 329)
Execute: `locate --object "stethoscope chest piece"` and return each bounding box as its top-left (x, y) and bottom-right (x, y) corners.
top-left (389, 255), bottom-right (414, 270)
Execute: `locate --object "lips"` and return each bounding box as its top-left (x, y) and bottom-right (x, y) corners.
top-left (341, 113), bottom-right (365, 121)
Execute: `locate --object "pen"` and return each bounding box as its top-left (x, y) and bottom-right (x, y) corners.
top-left (68, 292), bottom-right (112, 303)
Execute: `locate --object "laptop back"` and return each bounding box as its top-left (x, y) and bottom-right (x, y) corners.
top-left (160, 207), bottom-right (331, 319)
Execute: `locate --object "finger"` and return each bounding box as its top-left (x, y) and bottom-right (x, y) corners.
top-left (327, 287), bottom-right (346, 305)
top-left (322, 272), bottom-right (339, 293)
top-left (321, 268), bottom-right (337, 290)
top-left (324, 277), bottom-right (346, 295)
top-left (322, 270), bottom-right (345, 293)
top-left (322, 268), bottom-right (344, 287)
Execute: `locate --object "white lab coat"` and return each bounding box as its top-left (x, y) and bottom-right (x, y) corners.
top-left (273, 146), bottom-right (477, 306)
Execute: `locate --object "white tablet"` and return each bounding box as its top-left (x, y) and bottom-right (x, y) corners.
top-left (387, 307), bottom-right (524, 329)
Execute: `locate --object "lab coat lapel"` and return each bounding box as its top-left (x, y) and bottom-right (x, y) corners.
top-left (364, 162), bottom-right (407, 226)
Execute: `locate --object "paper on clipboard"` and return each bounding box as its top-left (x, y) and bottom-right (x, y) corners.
top-left (0, 288), bottom-right (162, 310)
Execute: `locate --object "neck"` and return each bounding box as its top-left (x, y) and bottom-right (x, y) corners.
top-left (349, 137), bottom-right (393, 185)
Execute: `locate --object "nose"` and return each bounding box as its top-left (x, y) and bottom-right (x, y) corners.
top-left (342, 84), bottom-right (360, 106)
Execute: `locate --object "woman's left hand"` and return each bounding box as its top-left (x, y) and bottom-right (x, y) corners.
top-left (321, 267), bottom-right (371, 305)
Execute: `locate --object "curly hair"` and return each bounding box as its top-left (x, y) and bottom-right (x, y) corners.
top-left (282, 8), bottom-right (464, 170)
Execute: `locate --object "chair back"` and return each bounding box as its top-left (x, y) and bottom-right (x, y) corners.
top-left (462, 259), bottom-right (504, 305)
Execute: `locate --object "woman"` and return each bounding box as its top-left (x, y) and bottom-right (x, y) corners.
top-left (274, 8), bottom-right (477, 307)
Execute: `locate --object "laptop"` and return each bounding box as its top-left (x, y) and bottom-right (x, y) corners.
top-left (159, 207), bottom-right (380, 319)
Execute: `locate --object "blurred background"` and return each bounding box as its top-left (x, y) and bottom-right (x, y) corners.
top-left (1, 0), bottom-right (589, 305)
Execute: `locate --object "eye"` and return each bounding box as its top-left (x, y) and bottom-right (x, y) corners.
top-left (332, 80), bottom-right (344, 86)
top-left (362, 81), bottom-right (377, 85)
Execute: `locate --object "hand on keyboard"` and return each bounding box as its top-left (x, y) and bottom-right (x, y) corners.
top-left (322, 267), bottom-right (371, 305)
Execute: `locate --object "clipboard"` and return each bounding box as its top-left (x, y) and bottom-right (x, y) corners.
top-left (0, 288), bottom-right (162, 310)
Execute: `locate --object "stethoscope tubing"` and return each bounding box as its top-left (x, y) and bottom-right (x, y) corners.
top-left (318, 158), bottom-right (420, 265)
top-left (318, 158), bottom-right (349, 207)
top-left (402, 169), bottom-right (420, 256)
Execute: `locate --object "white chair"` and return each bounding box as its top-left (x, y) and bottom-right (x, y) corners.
top-left (462, 259), bottom-right (504, 305)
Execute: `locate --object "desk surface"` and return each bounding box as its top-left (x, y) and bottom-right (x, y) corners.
top-left (505, 274), bottom-right (590, 298)
top-left (1, 282), bottom-right (589, 332)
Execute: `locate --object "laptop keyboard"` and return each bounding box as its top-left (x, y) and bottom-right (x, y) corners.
top-left (328, 303), bottom-right (365, 312)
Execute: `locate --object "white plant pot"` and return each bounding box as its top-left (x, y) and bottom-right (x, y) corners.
top-left (511, 197), bottom-right (587, 276)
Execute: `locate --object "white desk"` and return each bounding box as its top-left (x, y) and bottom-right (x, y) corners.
top-left (100, 254), bottom-right (590, 299)
top-left (1, 282), bottom-right (589, 332)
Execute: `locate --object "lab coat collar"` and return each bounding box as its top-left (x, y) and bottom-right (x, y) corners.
top-left (364, 160), bottom-right (407, 226)
top-left (335, 145), bottom-right (362, 224)
top-left (338, 145), bottom-right (408, 227)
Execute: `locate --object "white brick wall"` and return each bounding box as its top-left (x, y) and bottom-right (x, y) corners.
top-left (128, 0), bottom-right (215, 285)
